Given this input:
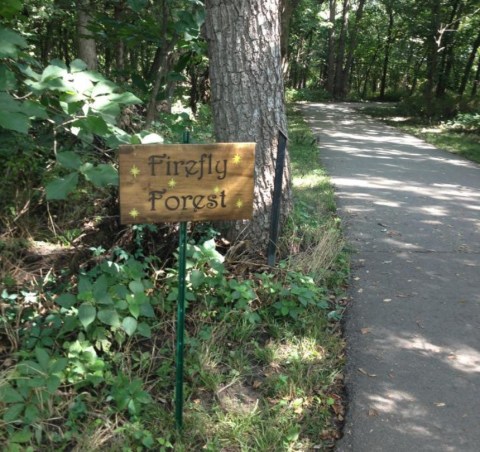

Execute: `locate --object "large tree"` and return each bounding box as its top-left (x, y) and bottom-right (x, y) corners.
top-left (204, 0), bottom-right (292, 251)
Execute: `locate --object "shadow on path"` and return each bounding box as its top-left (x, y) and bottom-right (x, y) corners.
top-left (298, 102), bottom-right (480, 452)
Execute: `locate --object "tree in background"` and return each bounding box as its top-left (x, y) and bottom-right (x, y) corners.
top-left (205, 0), bottom-right (292, 250)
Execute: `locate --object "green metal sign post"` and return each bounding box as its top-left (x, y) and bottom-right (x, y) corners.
top-left (118, 131), bottom-right (255, 432)
top-left (175, 131), bottom-right (190, 430)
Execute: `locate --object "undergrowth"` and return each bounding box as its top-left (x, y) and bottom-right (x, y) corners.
top-left (0, 107), bottom-right (348, 450)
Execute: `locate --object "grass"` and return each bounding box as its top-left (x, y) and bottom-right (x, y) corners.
top-left (0, 107), bottom-right (348, 451)
top-left (359, 104), bottom-right (480, 164)
top-left (162, 106), bottom-right (348, 450)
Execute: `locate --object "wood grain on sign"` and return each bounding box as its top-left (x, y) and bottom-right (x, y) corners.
top-left (119, 143), bottom-right (256, 224)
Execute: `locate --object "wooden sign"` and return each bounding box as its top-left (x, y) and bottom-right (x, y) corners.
top-left (119, 143), bottom-right (256, 224)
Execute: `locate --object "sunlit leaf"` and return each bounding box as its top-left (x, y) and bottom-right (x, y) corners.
top-left (70, 58), bottom-right (88, 73)
top-left (122, 316), bottom-right (138, 336)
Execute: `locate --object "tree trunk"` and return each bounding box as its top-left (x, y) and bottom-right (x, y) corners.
top-left (333, 0), bottom-right (350, 98)
top-left (205, 0), bottom-right (292, 250)
top-left (145, 0), bottom-right (177, 126)
top-left (436, 0), bottom-right (462, 97)
top-left (76, 0), bottom-right (97, 70)
top-left (326, 0), bottom-right (337, 95)
top-left (379, 5), bottom-right (394, 99)
top-left (342, 0), bottom-right (366, 98)
top-left (471, 53), bottom-right (480, 98)
top-left (424, 0), bottom-right (441, 100)
top-left (459, 30), bottom-right (480, 96)
top-left (114, 0), bottom-right (126, 78)
top-left (280, 0), bottom-right (301, 75)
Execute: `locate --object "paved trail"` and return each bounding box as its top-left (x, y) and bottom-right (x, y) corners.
top-left (299, 103), bottom-right (480, 452)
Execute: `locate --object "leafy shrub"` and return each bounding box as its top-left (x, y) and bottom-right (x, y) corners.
top-left (445, 112), bottom-right (480, 133)
top-left (286, 87), bottom-right (331, 102)
top-left (397, 94), bottom-right (460, 120)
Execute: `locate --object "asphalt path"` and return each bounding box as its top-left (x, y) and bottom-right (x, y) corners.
top-left (298, 102), bottom-right (480, 452)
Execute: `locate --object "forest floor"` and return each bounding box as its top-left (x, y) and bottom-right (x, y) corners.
top-left (299, 101), bottom-right (480, 451)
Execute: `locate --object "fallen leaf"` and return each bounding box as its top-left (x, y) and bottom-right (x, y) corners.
top-left (368, 408), bottom-right (379, 417)
top-left (360, 327), bottom-right (372, 335)
top-left (252, 380), bottom-right (262, 389)
top-left (358, 368), bottom-right (377, 377)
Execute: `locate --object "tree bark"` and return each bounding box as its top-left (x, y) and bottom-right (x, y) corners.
top-left (459, 30), bottom-right (480, 96)
top-left (333, 0), bottom-right (349, 98)
top-left (114, 0), bottom-right (126, 78)
top-left (471, 55), bottom-right (480, 98)
top-left (76, 0), bottom-right (98, 70)
top-left (326, 0), bottom-right (337, 95)
top-left (205, 0), bottom-right (292, 250)
top-left (424, 0), bottom-right (441, 100)
top-left (379, 4), bottom-right (394, 99)
top-left (145, 0), bottom-right (177, 126)
top-left (436, 0), bottom-right (462, 97)
top-left (342, 0), bottom-right (366, 98)
top-left (280, 0), bottom-right (301, 75)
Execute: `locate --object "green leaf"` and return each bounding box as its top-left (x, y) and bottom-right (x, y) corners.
top-left (57, 151), bottom-right (82, 170)
top-left (97, 309), bottom-right (121, 327)
top-left (127, 297), bottom-right (140, 319)
top-left (73, 115), bottom-right (110, 136)
top-left (45, 172), bottom-right (79, 200)
top-left (127, 0), bottom-right (148, 13)
top-left (78, 275), bottom-right (92, 294)
top-left (93, 275), bottom-right (109, 299)
top-left (91, 80), bottom-right (116, 97)
top-left (3, 403), bottom-right (24, 422)
top-left (46, 375), bottom-right (61, 394)
top-left (190, 270), bottom-right (205, 288)
top-left (109, 92), bottom-right (142, 105)
top-left (41, 63), bottom-right (67, 82)
top-left (22, 100), bottom-right (48, 119)
top-left (35, 347), bottom-right (50, 371)
top-left (140, 302), bottom-right (155, 318)
top-left (50, 358), bottom-right (68, 374)
top-left (10, 428), bottom-right (32, 444)
top-left (24, 403), bottom-right (40, 423)
top-left (78, 303), bottom-right (96, 328)
top-left (0, 383), bottom-right (24, 403)
top-left (0, 63), bottom-right (17, 90)
top-left (0, 26), bottom-right (27, 58)
top-left (137, 322), bottom-right (151, 338)
top-left (129, 280), bottom-right (144, 294)
top-left (70, 59), bottom-right (88, 73)
top-left (122, 316), bottom-right (138, 336)
top-left (0, 110), bottom-right (29, 134)
top-left (81, 163), bottom-right (118, 187)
